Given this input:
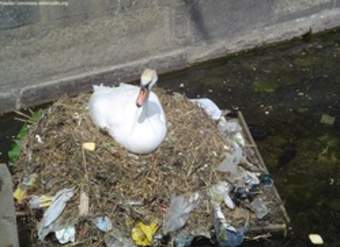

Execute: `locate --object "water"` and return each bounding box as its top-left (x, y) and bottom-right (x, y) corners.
top-left (1, 28), bottom-right (339, 246)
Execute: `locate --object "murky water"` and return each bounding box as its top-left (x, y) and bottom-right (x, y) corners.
top-left (1, 28), bottom-right (339, 246)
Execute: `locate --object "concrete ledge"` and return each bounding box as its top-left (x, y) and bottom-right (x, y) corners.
top-left (0, 1), bottom-right (340, 113)
top-left (0, 164), bottom-right (19, 247)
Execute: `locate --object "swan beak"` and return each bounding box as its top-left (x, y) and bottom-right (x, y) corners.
top-left (136, 87), bottom-right (149, 107)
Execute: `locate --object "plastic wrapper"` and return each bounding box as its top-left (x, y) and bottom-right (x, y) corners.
top-left (55, 226), bottom-right (76, 244)
top-left (213, 205), bottom-right (245, 247)
top-left (209, 182), bottom-right (235, 209)
top-left (95, 216), bottom-right (113, 232)
top-left (190, 98), bottom-right (222, 120)
top-left (131, 221), bottom-right (159, 246)
top-left (38, 187), bottom-right (75, 241)
top-left (29, 195), bottom-right (53, 209)
top-left (162, 193), bottom-right (200, 234)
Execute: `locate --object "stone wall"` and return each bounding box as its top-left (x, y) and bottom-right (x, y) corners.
top-left (0, 0), bottom-right (340, 113)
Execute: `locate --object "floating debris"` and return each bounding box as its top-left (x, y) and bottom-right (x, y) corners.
top-left (320, 114), bottom-right (335, 125)
top-left (308, 234), bottom-right (324, 245)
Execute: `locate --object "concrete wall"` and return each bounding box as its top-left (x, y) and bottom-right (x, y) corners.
top-left (0, 0), bottom-right (340, 114)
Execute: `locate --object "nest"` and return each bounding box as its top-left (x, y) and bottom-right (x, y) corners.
top-left (14, 88), bottom-right (232, 246)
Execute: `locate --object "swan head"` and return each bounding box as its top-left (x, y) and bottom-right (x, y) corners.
top-left (136, 69), bottom-right (158, 108)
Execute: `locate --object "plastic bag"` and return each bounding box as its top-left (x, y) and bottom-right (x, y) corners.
top-left (191, 98), bottom-right (222, 120)
top-left (163, 193), bottom-right (200, 234)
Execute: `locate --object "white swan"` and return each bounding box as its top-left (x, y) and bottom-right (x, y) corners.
top-left (89, 69), bottom-right (167, 154)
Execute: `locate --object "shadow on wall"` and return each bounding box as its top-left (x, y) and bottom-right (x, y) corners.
top-left (183, 0), bottom-right (211, 42)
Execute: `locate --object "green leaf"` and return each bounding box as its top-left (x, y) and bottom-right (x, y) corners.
top-left (8, 142), bottom-right (21, 163)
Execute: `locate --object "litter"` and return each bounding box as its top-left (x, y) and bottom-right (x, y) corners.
top-left (38, 187), bottom-right (75, 240)
top-left (13, 173), bottom-right (37, 204)
top-left (163, 193), bottom-right (200, 234)
top-left (175, 234), bottom-right (194, 247)
top-left (29, 195), bottom-right (53, 209)
top-left (259, 174), bottom-right (273, 187)
top-left (213, 205), bottom-right (245, 247)
top-left (308, 234), bottom-right (324, 245)
top-left (218, 118), bottom-right (242, 135)
top-left (95, 216), bottom-right (113, 232)
top-left (249, 198), bottom-right (270, 219)
top-left (55, 225), bottom-right (76, 244)
top-left (79, 191), bottom-right (89, 216)
top-left (208, 181), bottom-right (235, 209)
top-left (82, 142), bottom-right (96, 151)
top-left (216, 143), bottom-right (243, 174)
top-left (320, 114), bottom-right (335, 125)
top-left (191, 98), bottom-right (222, 120)
top-left (131, 221), bottom-right (159, 246)
top-left (105, 228), bottom-right (135, 247)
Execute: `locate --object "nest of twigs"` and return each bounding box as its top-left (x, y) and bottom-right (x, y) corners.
top-left (14, 88), bottom-right (232, 246)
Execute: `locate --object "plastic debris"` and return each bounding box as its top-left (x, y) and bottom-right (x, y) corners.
top-left (175, 234), bottom-right (194, 247)
top-left (95, 216), bottom-right (113, 232)
top-left (217, 143), bottom-right (243, 174)
top-left (38, 188), bottom-right (75, 241)
top-left (13, 173), bottom-right (38, 204)
top-left (79, 191), bottom-right (89, 216)
top-left (29, 195), bottom-right (53, 209)
top-left (249, 198), bottom-right (270, 219)
top-left (259, 174), bottom-right (273, 187)
top-left (105, 228), bottom-right (135, 247)
top-left (55, 226), bottom-right (76, 244)
top-left (163, 193), bottom-right (200, 234)
top-left (82, 142), bottom-right (96, 151)
top-left (213, 205), bottom-right (245, 247)
top-left (209, 182), bottom-right (235, 209)
top-left (218, 118), bottom-right (242, 135)
top-left (191, 98), bottom-right (222, 120)
top-left (320, 114), bottom-right (335, 125)
top-left (35, 134), bottom-right (44, 144)
top-left (308, 234), bottom-right (324, 245)
top-left (131, 221), bottom-right (159, 246)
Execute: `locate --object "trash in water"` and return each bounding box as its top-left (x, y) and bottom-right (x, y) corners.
top-left (216, 143), bottom-right (243, 174)
top-left (38, 187), bottom-right (75, 241)
top-left (95, 216), bottom-right (113, 233)
top-left (213, 205), bottom-right (245, 247)
top-left (320, 114), bottom-right (335, 125)
top-left (105, 228), bottom-right (135, 247)
top-left (308, 234), bottom-right (324, 245)
top-left (191, 98), bottom-right (222, 120)
top-left (13, 173), bottom-right (38, 204)
top-left (82, 142), bottom-right (96, 151)
top-left (163, 193), bottom-right (200, 234)
top-left (209, 181), bottom-right (235, 209)
top-left (249, 198), bottom-right (270, 219)
top-left (79, 191), bottom-right (89, 216)
top-left (29, 195), bottom-right (53, 209)
top-left (131, 221), bottom-right (159, 246)
top-left (55, 225), bottom-right (76, 244)
top-left (175, 234), bottom-right (194, 247)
